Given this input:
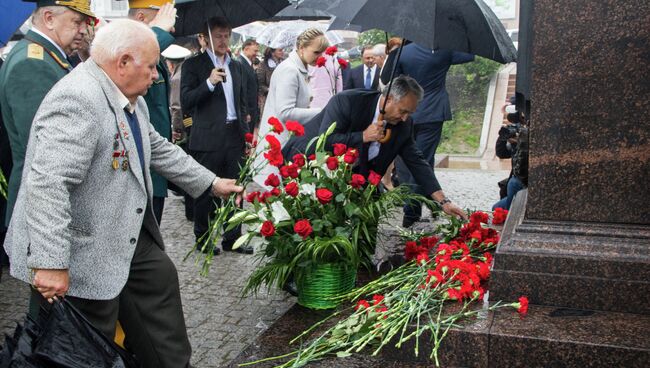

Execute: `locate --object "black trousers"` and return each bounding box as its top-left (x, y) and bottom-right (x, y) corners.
top-left (191, 147), bottom-right (244, 244)
top-left (30, 227), bottom-right (191, 368)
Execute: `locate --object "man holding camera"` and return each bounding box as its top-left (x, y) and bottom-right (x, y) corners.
top-left (493, 99), bottom-right (528, 210)
top-left (181, 17), bottom-right (252, 254)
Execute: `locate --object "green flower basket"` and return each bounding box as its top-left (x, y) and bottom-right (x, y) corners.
top-left (296, 263), bottom-right (357, 310)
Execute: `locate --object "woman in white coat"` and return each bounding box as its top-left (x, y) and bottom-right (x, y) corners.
top-left (254, 28), bottom-right (328, 187)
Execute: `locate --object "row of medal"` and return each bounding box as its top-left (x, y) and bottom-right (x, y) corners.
top-left (112, 133), bottom-right (130, 171)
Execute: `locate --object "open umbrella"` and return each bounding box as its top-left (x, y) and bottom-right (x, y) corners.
top-left (174, 0), bottom-right (291, 36)
top-left (0, 1), bottom-right (35, 47)
top-left (255, 20), bottom-right (343, 49)
top-left (283, 0), bottom-right (516, 64)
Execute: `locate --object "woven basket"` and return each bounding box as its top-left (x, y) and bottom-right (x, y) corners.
top-left (296, 263), bottom-right (357, 309)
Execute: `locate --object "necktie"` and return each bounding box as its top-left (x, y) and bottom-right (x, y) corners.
top-left (365, 67), bottom-right (372, 89)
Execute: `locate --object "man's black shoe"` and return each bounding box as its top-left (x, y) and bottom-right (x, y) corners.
top-left (222, 240), bottom-right (254, 254)
top-left (282, 280), bottom-right (298, 296)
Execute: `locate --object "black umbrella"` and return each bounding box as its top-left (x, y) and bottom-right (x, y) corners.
top-left (270, 0), bottom-right (332, 20)
top-left (174, 0), bottom-right (291, 36)
top-left (285, 0), bottom-right (516, 64)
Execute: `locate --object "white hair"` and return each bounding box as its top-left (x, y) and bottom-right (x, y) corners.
top-left (91, 19), bottom-right (157, 65)
top-left (373, 44), bottom-right (386, 57)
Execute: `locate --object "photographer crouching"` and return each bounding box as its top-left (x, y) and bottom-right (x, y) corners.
top-left (493, 102), bottom-right (528, 210)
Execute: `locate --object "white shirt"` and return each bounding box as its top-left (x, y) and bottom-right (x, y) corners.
top-left (205, 49), bottom-right (237, 121)
top-left (31, 28), bottom-right (67, 59)
top-left (100, 69), bottom-right (134, 113)
top-left (368, 98), bottom-right (382, 161)
top-left (363, 64), bottom-right (377, 89)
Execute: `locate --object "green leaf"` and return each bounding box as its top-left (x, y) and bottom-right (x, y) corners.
top-left (335, 193), bottom-right (346, 202)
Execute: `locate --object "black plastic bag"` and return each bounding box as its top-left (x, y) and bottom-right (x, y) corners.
top-left (0, 298), bottom-right (139, 368)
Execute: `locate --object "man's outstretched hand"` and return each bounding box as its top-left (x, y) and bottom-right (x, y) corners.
top-left (442, 202), bottom-right (468, 220)
top-left (211, 178), bottom-right (244, 205)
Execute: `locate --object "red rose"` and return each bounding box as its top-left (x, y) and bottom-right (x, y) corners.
top-left (264, 173), bottom-right (281, 187)
top-left (268, 116), bottom-right (284, 133)
top-left (294, 219), bottom-right (313, 239)
top-left (246, 191), bottom-right (260, 203)
top-left (332, 143), bottom-right (347, 156)
top-left (244, 132), bottom-right (254, 143)
top-left (337, 58), bottom-right (348, 69)
top-left (325, 45), bottom-right (338, 56)
top-left (326, 156), bottom-right (339, 170)
top-left (265, 135), bottom-right (281, 151)
top-left (264, 149), bottom-right (284, 167)
top-left (492, 208), bottom-right (509, 225)
top-left (284, 181), bottom-right (299, 197)
top-left (349, 174), bottom-right (366, 189)
top-left (292, 153), bottom-right (306, 167)
top-left (286, 120), bottom-right (305, 136)
top-left (286, 164), bottom-right (299, 178)
top-left (343, 148), bottom-right (358, 164)
top-left (368, 170), bottom-right (382, 186)
top-left (315, 188), bottom-right (333, 204)
top-left (470, 211), bottom-right (489, 224)
top-left (260, 221), bottom-right (275, 237)
top-left (270, 187), bottom-right (281, 197)
top-left (315, 56), bottom-right (327, 67)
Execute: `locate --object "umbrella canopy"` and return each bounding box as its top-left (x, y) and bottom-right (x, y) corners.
top-left (285, 0), bottom-right (516, 64)
top-left (174, 0), bottom-right (290, 36)
top-left (0, 1), bottom-right (35, 47)
top-left (254, 20), bottom-right (343, 49)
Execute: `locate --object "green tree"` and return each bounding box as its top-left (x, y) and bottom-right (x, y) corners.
top-left (357, 29), bottom-right (390, 47)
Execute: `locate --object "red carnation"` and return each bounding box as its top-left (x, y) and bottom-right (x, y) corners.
top-left (492, 208), bottom-right (509, 225)
top-left (349, 174), bottom-right (366, 189)
top-left (372, 294), bottom-right (385, 305)
top-left (284, 181), bottom-right (299, 197)
top-left (315, 56), bottom-right (327, 67)
top-left (292, 153), bottom-right (306, 167)
top-left (470, 230), bottom-right (483, 242)
top-left (343, 148), bottom-right (358, 164)
top-left (325, 45), bottom-right (338, 56)
top-left (246, 191), bottom-right (260, 203)
top-left (416, 253), bottom-right (430, 264)
top-left (326, 156), bottom-right (339, 170)
top-left (332, 143), bottom-right (347, 156)
top-left (268, 116), bottom-right (284, 133)
top-left (264, 149), bottom-right (284, 167)
top-left (315, 188), bottom-right (333, 204)
top-left (337, 58), bottom-right (348, 69)
top-left (470, 211), bottom-right (489, 225)
top-left (245, 132), bottom-right (254, 143)
top-left (368, 170), bottom-right (382, 186)
top-left (265, 135), bottom-right (281, 151)
top-left (308, 154), bottom-right (316, 161)
top-left (264, 173), bottom-right (281, 187)
top-left (260, 221), bottom-right (275, 237)
top-left (516, 296), bottom-right (529, 318)
top-left (280, 164), bottom-right (299, 179)
top-left (294, 219), bottom-right (313, 239)
top-left (286, 120), bottom-right (305, 136)
top-left (355, 299), bottom-right (370, 311)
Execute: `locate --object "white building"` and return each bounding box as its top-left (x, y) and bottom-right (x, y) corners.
top-left (91, 0), bottom-right (129, 20)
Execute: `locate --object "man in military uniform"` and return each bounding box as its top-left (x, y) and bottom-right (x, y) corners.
top-left (128, 0), bottom-right (177, 224)
top-left (0, 0), bottom-right (94, 228)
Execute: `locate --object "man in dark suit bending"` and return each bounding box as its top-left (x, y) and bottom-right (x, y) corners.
top-left (284, 75), bottom-right (467, 220)
top-left (181, 16), bottom-right (253, 254)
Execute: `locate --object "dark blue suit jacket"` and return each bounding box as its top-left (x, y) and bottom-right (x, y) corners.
top-left (344, 64), bottom-right (379, 90)
top-left (381, 43), bottom-right (474, 124)
top-left (283, 89), bottom-right (442, 195)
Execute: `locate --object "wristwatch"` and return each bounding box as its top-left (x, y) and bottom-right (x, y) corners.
top-left (437, 198), bottom-right (452, 207)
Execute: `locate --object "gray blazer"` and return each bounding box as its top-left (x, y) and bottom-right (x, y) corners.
top-left (4, 60), bottom-right (216, 300)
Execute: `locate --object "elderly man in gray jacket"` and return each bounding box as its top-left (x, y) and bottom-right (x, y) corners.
top-left (3, 19), bottom-right (241, 367)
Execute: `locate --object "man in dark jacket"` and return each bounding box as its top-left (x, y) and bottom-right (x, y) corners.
top-left (284, 76), bottom-right (467, 220)
top-left (239, 39), bottom-right (260, 132)
top-left (129, 0), bottom-right (177, 224)
top-left (181, 17), bottom-right (253, 254)
top-left (381, 43), bottom-right (474, 227)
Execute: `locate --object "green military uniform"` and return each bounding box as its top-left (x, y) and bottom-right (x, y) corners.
top-left (0, 30), bottom-right (72, 226)
top-left (145, 27), bottom-right (174, 200)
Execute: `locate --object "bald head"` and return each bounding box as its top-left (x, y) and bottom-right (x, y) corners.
top-left (91, 19), bottom-right (160, 103)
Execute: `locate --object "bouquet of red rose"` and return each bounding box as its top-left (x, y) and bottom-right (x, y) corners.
top-left (226, 122), bottom-right (425, 296)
